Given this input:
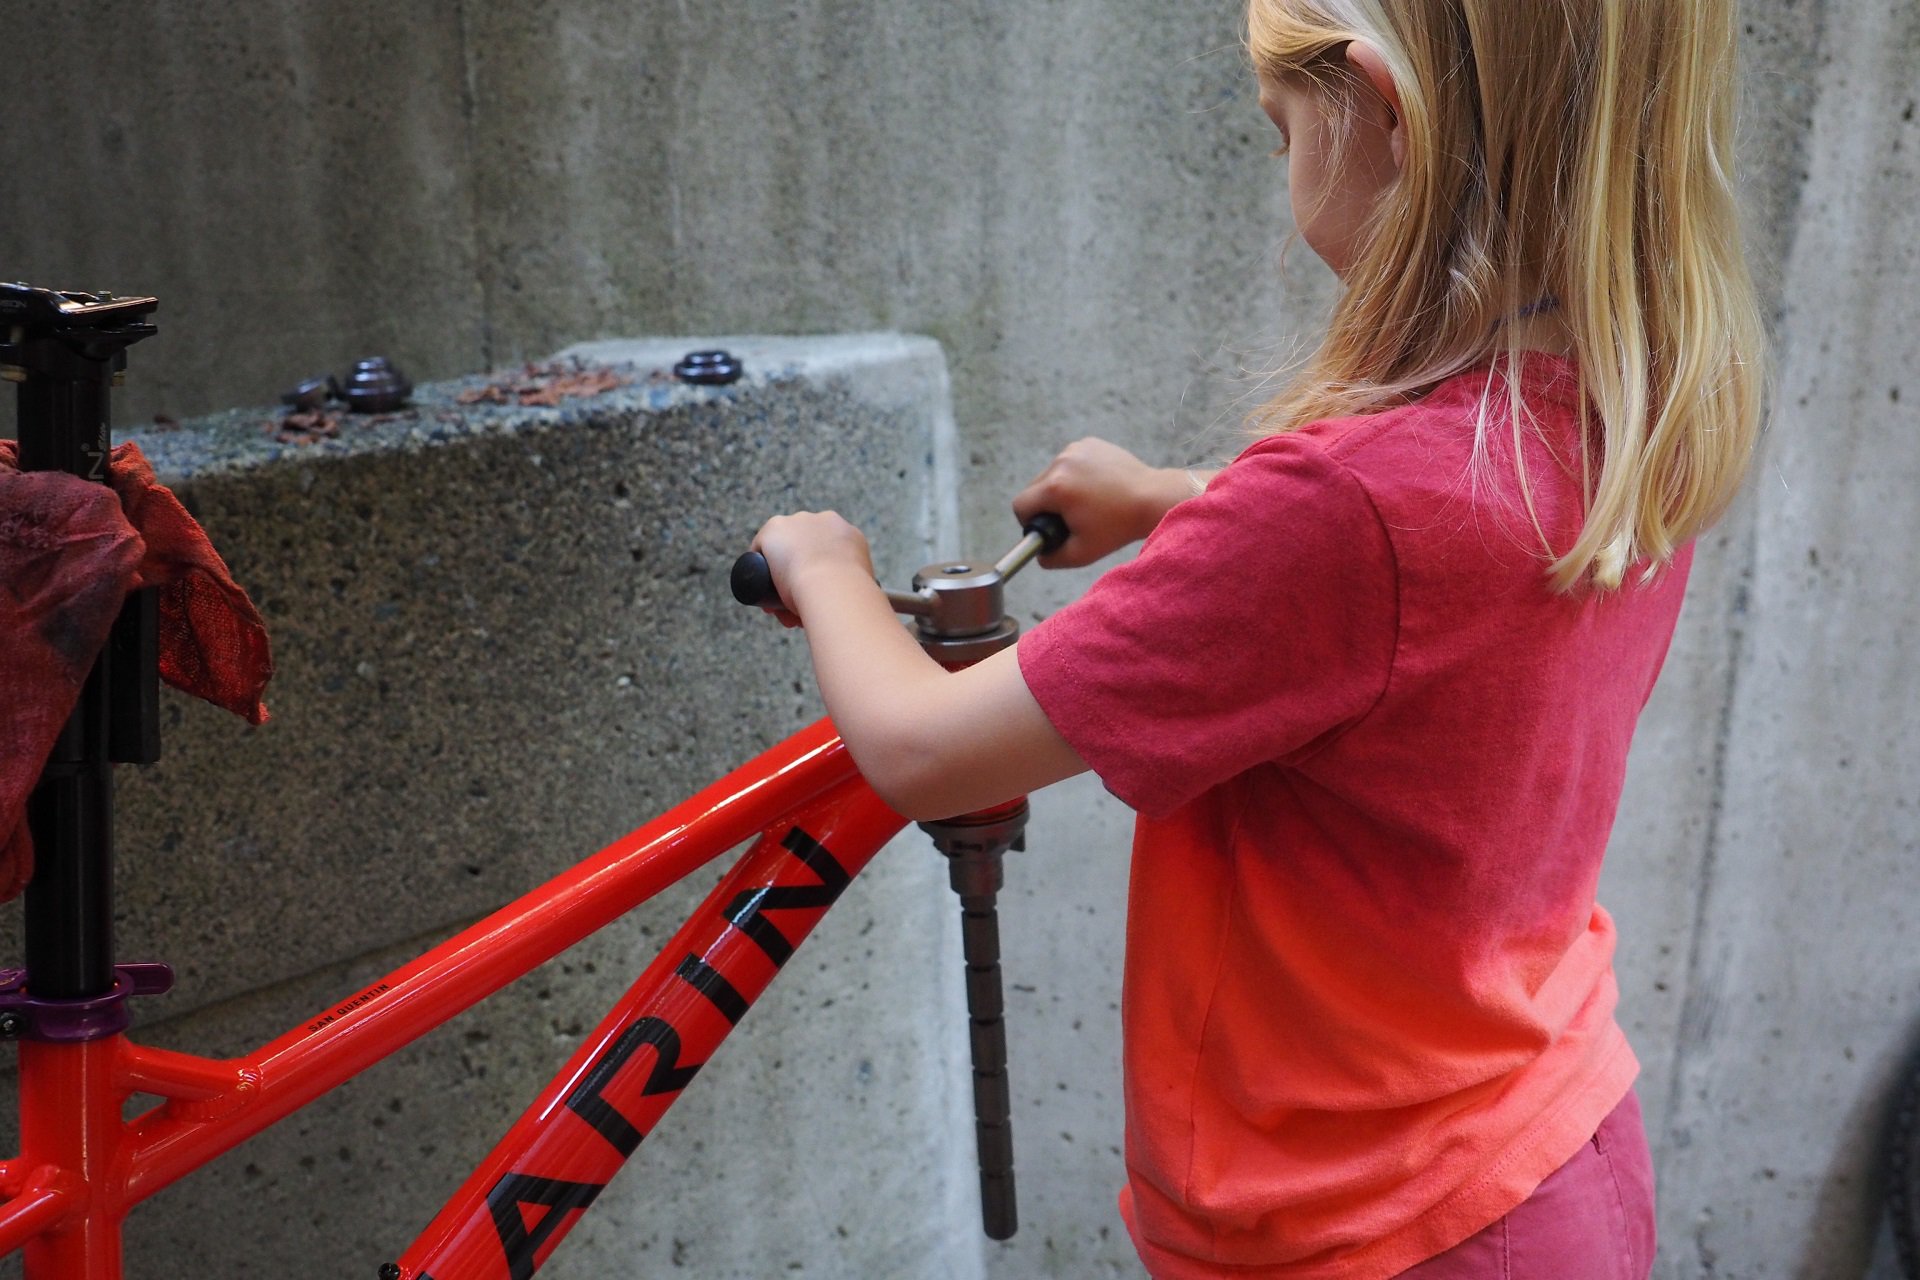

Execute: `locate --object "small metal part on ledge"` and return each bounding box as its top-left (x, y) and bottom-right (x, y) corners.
top-left (340, 356), bottom-right (412, 412)
top-left (280, 373), bottom-right (336, 411)
top-left (673, 349), bottom-right (742, 385)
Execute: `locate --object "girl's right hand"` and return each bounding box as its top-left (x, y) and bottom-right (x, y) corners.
top-left (750, 509), bottom-right (876, 626)
top-left (1012, 437), bottom-right (1204, 568)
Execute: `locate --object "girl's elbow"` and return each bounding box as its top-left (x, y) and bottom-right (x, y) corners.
top-left (849, 728), bottom-right (960, 821)
top-left (862, 756), bottom-right (953, 822)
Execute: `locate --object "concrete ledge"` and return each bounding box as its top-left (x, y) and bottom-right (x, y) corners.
top-left (0, 334), bottom-right (984, 1277)
top-left (16, 333), bottom-right (945, 1012)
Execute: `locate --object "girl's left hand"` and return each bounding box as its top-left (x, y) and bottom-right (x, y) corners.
top-left (750, 511), bottom-right (875, 627)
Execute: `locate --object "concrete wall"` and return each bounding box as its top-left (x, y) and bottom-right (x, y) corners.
top-left (5, 2), bottom-right (1918, 1277)
top-left (1635, 5), bottom-right (1920, 1275)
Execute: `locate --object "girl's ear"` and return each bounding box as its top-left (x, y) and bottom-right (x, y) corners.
top-left (1344, 40), bottom-right (1406, 171)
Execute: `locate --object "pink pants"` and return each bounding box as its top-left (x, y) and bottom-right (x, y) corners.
top-left (1399, 1090), bottom-right (1656, 1279)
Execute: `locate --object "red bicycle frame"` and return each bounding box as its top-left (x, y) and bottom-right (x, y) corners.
top-left (0, 718), bottom-right (921, 1279)
top-left (3, 283), bottom-right (1046, 1279)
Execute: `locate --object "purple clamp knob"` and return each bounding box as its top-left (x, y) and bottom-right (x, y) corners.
top-left (0, 962), bottom-right (175, 1043)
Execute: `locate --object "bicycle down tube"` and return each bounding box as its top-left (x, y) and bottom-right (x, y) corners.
top-left (3, 281), bottom-right (1061, 1277)
top-left (1, 721), bottom-right (907, 1280)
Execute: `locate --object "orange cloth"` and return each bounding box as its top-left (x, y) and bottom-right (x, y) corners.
top-left (0, 440), bottom-right (270, 900)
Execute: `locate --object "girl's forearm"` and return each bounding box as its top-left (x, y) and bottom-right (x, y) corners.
top-left (783, 561), bottom-right (951, 800)
top-left (790, 562), bottom-right (937, 719)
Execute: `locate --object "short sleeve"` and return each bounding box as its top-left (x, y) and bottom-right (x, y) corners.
top-left (1017, 433), bottom-right (1398, 817)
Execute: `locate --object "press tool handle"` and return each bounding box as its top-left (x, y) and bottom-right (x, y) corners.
top-left (728, 513), bottom-right (1069, 610)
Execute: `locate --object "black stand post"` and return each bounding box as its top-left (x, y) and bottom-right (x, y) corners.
top-left (1, 284), bottom-right (160, 1001)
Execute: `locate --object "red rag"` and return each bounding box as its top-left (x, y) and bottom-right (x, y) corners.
top-left (0, 440), bottom-right (272, 901)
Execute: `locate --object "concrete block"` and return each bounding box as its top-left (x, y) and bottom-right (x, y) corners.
top-left (2, 335), bottom-right (986, 1278)
top-left (5, 335), bottom-right (942, 1013)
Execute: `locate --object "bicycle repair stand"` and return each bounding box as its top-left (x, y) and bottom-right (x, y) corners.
top-left (0, 283), bottom-right (173, 1040)
top-left (731, 518), bottom-right (1064, 1241)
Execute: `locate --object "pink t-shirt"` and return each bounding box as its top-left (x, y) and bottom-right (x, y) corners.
top-left (1018, 356), bottom-right (1688, 1279)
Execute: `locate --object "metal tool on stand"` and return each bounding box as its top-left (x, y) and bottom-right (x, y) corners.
top-left (730, 512), bottom-right (1068, 1240)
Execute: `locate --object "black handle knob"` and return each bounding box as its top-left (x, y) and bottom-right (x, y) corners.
top-left (1023, 512), bottom-right (1068, 555)
top-left (730, 551), bottom-right (779, 607)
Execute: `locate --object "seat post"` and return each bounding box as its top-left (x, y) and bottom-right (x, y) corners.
top-left (2, 284), bottom-right (159, 1002)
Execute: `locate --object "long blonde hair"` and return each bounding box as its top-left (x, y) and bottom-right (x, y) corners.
top-left (1246, 0), bottom-right (1765, 589)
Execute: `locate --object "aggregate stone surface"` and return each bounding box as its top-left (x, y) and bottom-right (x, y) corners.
top-left (0, 335), bottom-right (985, 1278)
top-left (0, 338), bottom-right (938, 1020)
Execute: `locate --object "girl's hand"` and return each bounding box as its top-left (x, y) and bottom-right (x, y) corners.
top-left (750, 511), bottom-right (876, 626)
top-left (1012, 438), bottom-right (1205, 568)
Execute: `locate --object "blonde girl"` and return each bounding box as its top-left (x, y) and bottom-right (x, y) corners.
top-left (751, 0), bottom-right (1763, 1275)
